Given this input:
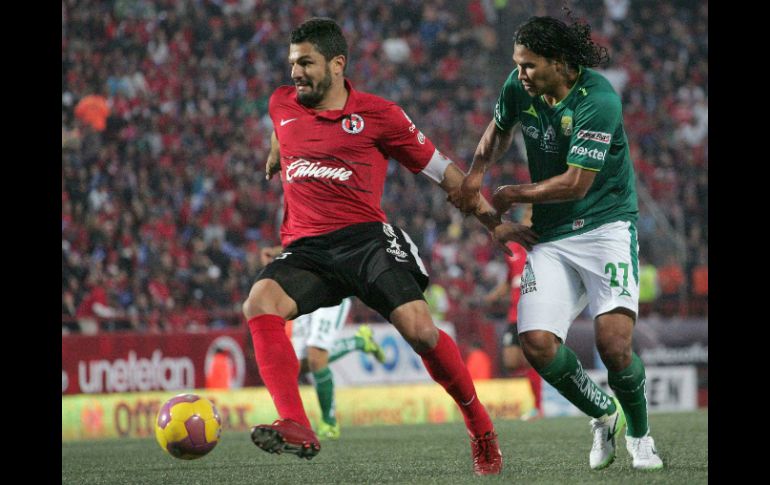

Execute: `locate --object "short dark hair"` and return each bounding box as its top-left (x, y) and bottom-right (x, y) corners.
top-left (513, 15), bottom-right (609, 69)
top-left (290, 17), bottom-right (348, 66)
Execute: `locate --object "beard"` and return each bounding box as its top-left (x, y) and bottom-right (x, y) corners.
top-left (296, 66), bottom-right (333, 108)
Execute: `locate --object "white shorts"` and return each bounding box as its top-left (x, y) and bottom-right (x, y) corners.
top-left (291, 297), bottom-right (352, 359)
top-left (518, 221), bottom-right (639, 342)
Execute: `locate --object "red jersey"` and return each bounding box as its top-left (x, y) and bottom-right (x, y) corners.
top-left (270, 79), bottom-right (438, 246)
top-left (505, 242), bottom-right (528, 323)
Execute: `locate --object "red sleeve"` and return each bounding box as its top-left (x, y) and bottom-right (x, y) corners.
top-left (506, 243), bottom-right (527, 284)
top-left (268, 90), bottom-right (280, 134)
top-left (511, 244), bottom-right (527, 278)
top-left (268, 87), bottom-right (291, 139)
top-left (377, 104), bottom-right (436, 174)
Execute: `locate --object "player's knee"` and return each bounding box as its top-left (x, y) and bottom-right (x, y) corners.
top-left (399, 323), bottom-right (438, 352)
top-left (596, 337), bottom-right (632, 371)
top-left (242, 294), bottom-right (266, 320)
top-left (519, 331), bottom-right (558, 368)
top-left (391, 301), bottom-right (438, 351)
top-left (306, 348), bottom-right (329, 372)
top-left (242, 281), bottom-right (295, 320)
top-left (502, 346), bottom-right (526, 370)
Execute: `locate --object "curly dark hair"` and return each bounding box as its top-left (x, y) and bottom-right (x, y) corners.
top-left (513, 13), bottom-right (609, 69)
top-left (290, 17), bottom-right (349, 70)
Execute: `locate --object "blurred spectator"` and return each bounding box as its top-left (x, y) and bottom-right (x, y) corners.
top-left (74, 94), bottom-right (110, 132)
top-left (657, 255), bottom-right (686, 317)
top-left (690, 248), bottom-right (708, 316)
top-left (62, 290), bottom-right (79, 334)
top-left (424, 281), bottom-right (449, 322)
top-left (75, 273), bottom-right (122, 334)
top-left (206, 347), bottom-right (234, 389)
top-left (637, 256), bottom-right (660, 317)
top-left (465, 341), bottom-right (492, 381)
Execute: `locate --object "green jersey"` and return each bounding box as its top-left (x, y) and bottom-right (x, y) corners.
top-left (494, 67), bottom-right (638, 242)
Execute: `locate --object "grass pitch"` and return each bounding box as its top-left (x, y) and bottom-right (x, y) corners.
top-left (62, 410), bottom-right (707, 484)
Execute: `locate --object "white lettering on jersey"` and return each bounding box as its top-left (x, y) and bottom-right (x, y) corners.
top-left (569, 145), bottom-right (606, 161)
top-left (285, 159), bottom-right (353, 182)
top-left (576, 129), bottom-right (612, 144)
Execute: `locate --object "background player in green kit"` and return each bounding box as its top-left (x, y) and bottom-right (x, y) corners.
top-left (453, 15), bottom-right (663, 471)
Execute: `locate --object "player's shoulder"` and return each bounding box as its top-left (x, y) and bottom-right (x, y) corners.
top-left (351, 90), bottom-right (412, 127)
top-left (575, 69), bottom-right (621, 110)
top-left (352, 89), bottom-right (399, 114)
top-left (269, 85), bottom-right (296, 106)
top-left (579, 69), bottom-right (620, 100)
top-left (502, 68), bottom-right (524, 91)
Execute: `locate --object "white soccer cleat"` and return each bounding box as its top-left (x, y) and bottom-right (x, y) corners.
top-left (589, 397), bottom-right (626, 470)
top-left (625, 434), bottom-right (664, 470)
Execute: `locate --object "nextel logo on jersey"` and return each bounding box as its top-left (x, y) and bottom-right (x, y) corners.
top-left (342, 114), bottom-right (365, 134)
top-left (576, 129), bottom-right (612, 144)
top-left (285, 159), bottom-right (353, 182)
top-left (570, 145), bottom-right (606, 161)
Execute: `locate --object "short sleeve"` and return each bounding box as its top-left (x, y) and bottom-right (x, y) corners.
top-left (494, 70), bottom-right (521, 131)
top-left (378, 104), bottom-right (437, 174)
top-left (566, 93), bottom-right (622, 171)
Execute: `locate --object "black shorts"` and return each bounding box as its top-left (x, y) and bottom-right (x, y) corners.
top-left (256, 222), bottom-right (429, 321)
top-left (502, 322), bottom-right (521, 347)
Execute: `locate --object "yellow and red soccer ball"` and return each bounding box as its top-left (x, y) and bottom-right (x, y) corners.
top-left (155, 393), bottom-right (222, 459)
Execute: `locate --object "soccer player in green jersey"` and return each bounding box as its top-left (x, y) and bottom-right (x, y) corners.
top-left (453, 15), bottom-right (663, 471)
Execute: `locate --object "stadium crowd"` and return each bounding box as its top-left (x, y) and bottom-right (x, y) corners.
top-left (62, 0), bottom-right (707, 335)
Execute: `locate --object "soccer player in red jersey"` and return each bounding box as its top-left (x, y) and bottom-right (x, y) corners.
top-left (484, 238), bottom-right (543, 420)
top-left (242, 17), bottom-right (536, 475)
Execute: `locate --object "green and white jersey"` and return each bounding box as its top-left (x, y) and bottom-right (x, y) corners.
top-left (494, 67), bottom-right (638, 242)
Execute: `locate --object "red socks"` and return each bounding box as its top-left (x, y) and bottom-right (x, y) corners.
top-left (247, 314), bottom-right (311, 428)
top-left (527, 366), bottom-right (542, 413)
top-left (418, 330), bottom-right (494, 437)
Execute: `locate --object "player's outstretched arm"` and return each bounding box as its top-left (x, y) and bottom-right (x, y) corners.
top-left (260, 245), bottom-right (284, 266)
top-left (455, 120), bottom-right (515, 214)
top-left (440, 163), bottom-right (537, 252)
top-left (492, 165), bottom-right (598, 213)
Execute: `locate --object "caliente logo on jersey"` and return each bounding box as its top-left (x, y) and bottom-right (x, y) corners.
top-left (285, 159), bottom-right (353, 182)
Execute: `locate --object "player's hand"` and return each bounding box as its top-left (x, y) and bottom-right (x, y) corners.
top-left (455, 171), bottom-right (484, 214)
top-left (492, 222), bottom-right (538, 251)
top-left (265, 154), bottom-right (281, 180)
top-left (492, 185), bottom-right (518, 215)
top-left (260, 246), bottom-right (284, 266)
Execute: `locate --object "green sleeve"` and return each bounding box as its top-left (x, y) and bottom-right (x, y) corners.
top-left (494, 69), bottom-right (520, 131)
top-left (566, 93), bottom-right (622, 171)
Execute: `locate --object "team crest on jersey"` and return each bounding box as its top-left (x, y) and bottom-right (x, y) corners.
top-left (341, 114), bottom-right (365, 134)
top-left (561, 115), bottom-right (573, 136)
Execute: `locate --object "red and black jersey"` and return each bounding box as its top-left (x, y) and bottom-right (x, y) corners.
top-left (269, 79), bottom-right (437, 246)
top-left (505, 242), bottom-right (528, 323)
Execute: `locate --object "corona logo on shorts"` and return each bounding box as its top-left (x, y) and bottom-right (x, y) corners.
top-left (341, 114), bottom-right (365, 134)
